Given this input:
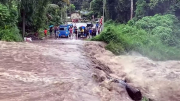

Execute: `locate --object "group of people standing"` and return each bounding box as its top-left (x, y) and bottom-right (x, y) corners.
top-left (43, 22), bottom-right (101, 39)
top-left (68, 24), bottom-right (99, 40)
top-left (44, 25), bottom-right (59, 38)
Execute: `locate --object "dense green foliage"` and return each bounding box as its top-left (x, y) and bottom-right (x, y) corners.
top-left (89, 0), bottom-right (180, 60)
top-left (135, 0), bottom-right (180, 20)
top-left (0, 0), bottom-right (69, 42)
top-left (90, 0), bottom-right (180, 22)
top-left (90, 0), bottom-right (103, 18)
top-left (0, 3), bottom-right (23, 41)
top-left (0, 26), bottom-right (22, 42)
top-left (70, 0), bottom-right (91, 10)
top-left (92, 14), bottom-right (180, 60)
top-left (90, 0), bottom-right (136, 22)
top-left (47, 4), bottom-right (62, 26)
top-left (67, 4), bottom-right (75, 13)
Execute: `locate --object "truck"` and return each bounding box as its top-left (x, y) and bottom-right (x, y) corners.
top-left (58, 25), bottom-right (71, 38)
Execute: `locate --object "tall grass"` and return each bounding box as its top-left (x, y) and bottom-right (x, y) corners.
top-left (92, 14), bottom-right (180, 61)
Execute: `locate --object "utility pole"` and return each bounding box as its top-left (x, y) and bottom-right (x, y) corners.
top-left (90, 1), bottom-right (91, 10)
top-left (130, 0), bottom-right (133, 20)
top-left (70, 0), bottom-right (71, 23)
top-left (66, 3), bottom-right (68, 24)
top-left (70, 0), bottom-right (71, 15)
top-left (102, 0), bottom-right (106, 31)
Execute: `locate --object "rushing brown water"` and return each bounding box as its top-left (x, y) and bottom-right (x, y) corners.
top-left (85, 42), bottom-right (180, 101)
top-left (0, 39), bottom-right (180, 101)
top-left (0, 40), bottom-right (132, 101)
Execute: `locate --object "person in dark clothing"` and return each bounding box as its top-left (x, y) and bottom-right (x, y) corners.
top-left (84, 27), bottom-right (88, 38)
top-left (92, 28), bottom-right (96, 37)
top-left (49, 27), bottom-right (53, 37)
top-left (74, 26), bottom-right (78, 39)
top-left (96, 22), bottom-right (99, 29)
top-left (89, 27), bottom-right (92, 36)
top-left (54, 26), bottom-right (58, 38)
top-left (80, 27), bottom-right (83, 36)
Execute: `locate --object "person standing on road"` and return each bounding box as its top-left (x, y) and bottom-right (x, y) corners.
top-left (74, 26), bottom-right (78, 39)
top-left (54, 26), bottom-right (58, 38)
top-left (86, 27), bottom-right (90, 38)
top-left (82, 27), bottom-right (84, 36)
top-left (84, 27), bottom-right (88, 38)
top-left (69, 27), bottom-right (73, 39)
top-left (96, 22), bottom-right (99, 29)
top-left (98, 27), bottom-right (100, 34)
top-left (49, 27), bottom-right (53, 38)
top-left (44, 28), bottom-right (48, 37)
top-left (56, 26), bottom-right (59, 39)
top-left (79, 27), bottom-right (83, 38)
top-left (92, 28), bottom-right (96, 37)
top-left (89, 27), bottom-right (92, 38)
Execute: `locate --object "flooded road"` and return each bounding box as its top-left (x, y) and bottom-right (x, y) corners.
top-left (0, 40), bottom-right (131, 101)
top-left (0, 40), bottom-right (96, 101)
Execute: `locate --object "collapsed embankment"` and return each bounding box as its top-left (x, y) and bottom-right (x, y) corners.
top-left (84, 41), bottom-right (180, 101)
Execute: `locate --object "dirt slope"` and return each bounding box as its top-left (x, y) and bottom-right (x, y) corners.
top-left (85, 41), bottom-right (180, 101)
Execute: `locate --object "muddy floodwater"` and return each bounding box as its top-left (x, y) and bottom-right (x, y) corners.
top-left (0, 39), bottom-right (180, 101)
top-left (0, 40), bottom-right (131, 101)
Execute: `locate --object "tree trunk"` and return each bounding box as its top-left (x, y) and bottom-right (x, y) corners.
top-left (130, 0), bottom-right (133, 20)
top-left (22, 9), bottom-right (25, 38)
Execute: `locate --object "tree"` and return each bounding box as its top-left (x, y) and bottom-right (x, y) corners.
top-left (0, 0), bottom-right (70, 41)
top-left (91, 0), bottom-right (103, 18)
top-left (134, 0), bottom-right (147, 20)
top-left (131, 0), bottom-right (133, 20)
top-left (67, 4), bottom-right (75, 14)
top-left (134, 0), bottom-right (180, 20)
top-left (18, 0), bottom-right (36, 37)
top-left (46, 4), bottom-right (62, 25)
top-left (105, 0), bottom-right (135, 22)
top-left (82, 2), bottom-right (90, 10)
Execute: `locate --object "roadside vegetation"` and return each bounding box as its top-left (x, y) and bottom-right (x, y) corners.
top-left (0, 3), bottom-right (22, 42)
top-left (0, 0), bottom-right (69, 42)
top-left (92, 14), bottom-right (180, 60)
top-left (91, 0), bottom-right (180, 61)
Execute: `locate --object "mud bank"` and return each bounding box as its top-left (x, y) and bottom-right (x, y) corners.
top-left (84, 41), bottom-right (180, 101)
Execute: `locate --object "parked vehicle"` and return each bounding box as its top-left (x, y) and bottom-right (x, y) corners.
top-left (67, 24), bottom-right (73, 28)
top-left (58, 25), bottom-right (70, 38)
top-left (86, 22), bottom-right (93, 28)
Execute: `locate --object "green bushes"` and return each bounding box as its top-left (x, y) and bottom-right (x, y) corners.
top-left (135, 14), bottom-right (178, 31)
top-left (38, 28), bottom-right (49, 39)
top-left (0, 3), bottom-right (22, 42)
top-left (0, 3), bottom-right (18, 28)
top-left (92, 14), bottom-right (180, 60)
top-left (106, 42), bottom-right (125, 55)
top-left (0, 27), bottom-right (23, 42)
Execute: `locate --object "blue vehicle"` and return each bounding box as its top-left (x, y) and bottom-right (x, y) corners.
top-left (58, 25), bottom-right (70, 38)
top-left (67, 24), bottom-right (73, 28)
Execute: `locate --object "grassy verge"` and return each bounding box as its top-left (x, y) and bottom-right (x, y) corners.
top-left (92, 14), bottom-right (180, 61)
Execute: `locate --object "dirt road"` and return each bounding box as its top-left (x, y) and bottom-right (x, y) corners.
top-left (0, 39), bottom-right (180, 101)
top-left (0, 40), bottom-right (131, 101)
